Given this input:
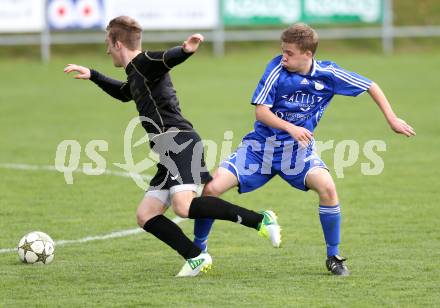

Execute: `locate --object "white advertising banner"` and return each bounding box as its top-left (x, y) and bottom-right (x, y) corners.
top-left (0, 0), bottom-right (45, 32)
top-left (303, 0), bottom-right (382, 23)
top-left (103, 0), bottom-right (219, 30)
top-left (48, 0), bottom-right (104, 29)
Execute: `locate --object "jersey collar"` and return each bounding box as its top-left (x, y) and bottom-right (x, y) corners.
top-left (125, 51), bottom-right (145, 75)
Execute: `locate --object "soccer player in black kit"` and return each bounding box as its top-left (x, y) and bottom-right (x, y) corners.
top-left (64, 16), bottom-right (281, 277)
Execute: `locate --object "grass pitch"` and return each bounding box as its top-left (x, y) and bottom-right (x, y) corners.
top-left (0, 46), bottom-right (439, 307)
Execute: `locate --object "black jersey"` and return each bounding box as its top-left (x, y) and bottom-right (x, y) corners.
top-left (90, 46), bottom-right (194, 135)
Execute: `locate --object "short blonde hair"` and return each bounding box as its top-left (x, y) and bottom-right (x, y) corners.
top-left (281, 23), bottom-right (319, 55)
top-left (106, 16), bottom-right (142, 50)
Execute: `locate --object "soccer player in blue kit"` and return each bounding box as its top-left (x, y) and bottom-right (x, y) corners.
top-left (193, 23), bottom-right (416, 276)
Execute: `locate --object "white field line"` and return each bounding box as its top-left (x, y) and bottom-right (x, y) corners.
top-left (0, 163), bottom-right (152, 180)
top-left (0, 248), bottom-right (16, 254)
top-left (0, 162), bottom-right (188, 254)
top-left (0, 216), bottom-right (188, 254)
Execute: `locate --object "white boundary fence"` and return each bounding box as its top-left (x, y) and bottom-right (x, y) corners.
top-left (1, 0), bottom-right (440, 61)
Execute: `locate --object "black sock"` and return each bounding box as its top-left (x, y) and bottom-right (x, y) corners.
top-left (143, 215), bottom-right (201, 260)
top-left (188, 196), bottom-right (264, 230)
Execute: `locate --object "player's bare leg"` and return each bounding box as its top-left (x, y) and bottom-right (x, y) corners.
top-left (202, 167), bottom-right (239, 197)
top-left (305, 168), bottom-right (339, 206)
top-left (306, 168), bottom-right (350, 276)
top-left (136, 196), bottom-right (167, 228)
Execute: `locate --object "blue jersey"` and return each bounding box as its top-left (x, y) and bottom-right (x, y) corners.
top-left (250, 55), bottom-right (372, 141)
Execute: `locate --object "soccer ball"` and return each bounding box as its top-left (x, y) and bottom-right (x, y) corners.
top-left (17, 231), bottom-right (55, 264)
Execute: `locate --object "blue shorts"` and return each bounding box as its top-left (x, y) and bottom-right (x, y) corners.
top-left (221, 135), bottom-right (327, 193)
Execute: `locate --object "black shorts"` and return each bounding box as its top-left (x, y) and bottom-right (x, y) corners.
top-left (148, 130), bottom-right (212, 191)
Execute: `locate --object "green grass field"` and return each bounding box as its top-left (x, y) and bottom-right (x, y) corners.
top-left (0, 46), bottom-right (439, 307)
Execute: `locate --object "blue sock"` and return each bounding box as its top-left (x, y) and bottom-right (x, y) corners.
top-left (193, 218), bottom-right (215, 252)
top-left (319, 205), bottom-right (341, 257)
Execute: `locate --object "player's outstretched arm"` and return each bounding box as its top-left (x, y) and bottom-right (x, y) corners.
top-left (182, 33), bottom-right (204, 53)
top-left (255, 105), bottom-right (313, 148)
top-left (139, 34), bottom-right (204, 81)
top-left (64, 64), bottom-right (132, 102)
top-left (368, 82), bottom-right (416, 137)
top-left (63, 64), bottom-right (91, 79)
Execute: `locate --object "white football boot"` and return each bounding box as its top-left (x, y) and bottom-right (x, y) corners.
top-left (257, 210), bottom-right (282, 248)
top-left (175, 252), bottom-right (213, 277)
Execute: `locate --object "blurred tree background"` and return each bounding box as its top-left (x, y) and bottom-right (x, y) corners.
top-left (394, 0), bottom-right (440, 25)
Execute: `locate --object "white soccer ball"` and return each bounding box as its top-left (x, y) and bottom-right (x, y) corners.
top-left (17, 231), bottom-right (55, 264)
